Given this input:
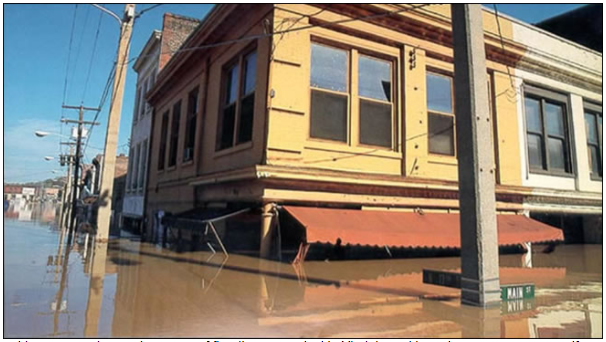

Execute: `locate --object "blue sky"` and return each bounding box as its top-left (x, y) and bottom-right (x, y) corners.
top-left (4, 4), bottom-right (586, 183)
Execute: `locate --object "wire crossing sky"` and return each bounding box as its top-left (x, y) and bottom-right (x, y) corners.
top-left (4, 4), bottom-right (585, 183)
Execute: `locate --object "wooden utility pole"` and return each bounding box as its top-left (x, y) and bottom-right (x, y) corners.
top-left (96, 4), bottom-right (135, 241)
top-left (451, 4), bottom-right (501, 307)
top-left (62, 105), bottom-right (100, 245)
top-left (58, 144), bottom-right (75, 230)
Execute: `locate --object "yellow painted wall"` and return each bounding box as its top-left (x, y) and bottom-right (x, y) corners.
top-left (266, 4), bottom-right (522, 185)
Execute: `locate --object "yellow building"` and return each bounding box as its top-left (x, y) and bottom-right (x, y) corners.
top-left (145, 5), bottom-right (602, 258)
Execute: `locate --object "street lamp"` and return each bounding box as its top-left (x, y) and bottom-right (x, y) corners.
top-left (35, 130), bottom-right (51, 138)
top-left (34, 130), bottom-right (85, 140)
top-left (44, 156), bottom-right (55, 161)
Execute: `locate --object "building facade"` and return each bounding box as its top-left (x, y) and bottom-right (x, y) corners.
top-left (122, 13), bottom-right (201, 234)
top-left (145, 5), bottom-right (602, 254)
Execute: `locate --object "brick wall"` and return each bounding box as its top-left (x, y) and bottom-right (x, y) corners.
top-left (159, 13), bottom-right (201, 71)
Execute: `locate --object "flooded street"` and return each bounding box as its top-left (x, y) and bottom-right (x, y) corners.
top-left (4, 205), bottom-right (602, 338)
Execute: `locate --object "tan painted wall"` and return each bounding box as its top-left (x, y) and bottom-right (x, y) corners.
top-left (265, 4), bottom-right (522, 184)
top-left (146, 6), bottom-right (273, 230)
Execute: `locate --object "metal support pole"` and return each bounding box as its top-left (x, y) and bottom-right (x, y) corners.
top-left (451, 4), bottom-right (501, 307)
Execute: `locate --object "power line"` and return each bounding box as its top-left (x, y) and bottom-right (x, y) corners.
top-left (492, 4), bottom-right (520, 100)
top-left (135, 4), bottom-right (163, 19)
top-left (62, 4), bottom-right (78, 107)
top-left (60, 4), bottom-right (79, 156)
top-left (82, 17), bottom-right (135, 159)
top-left (124, 4), bottom-right (433, 66)
top-left (81, 11), bottom-right (104, 103)
top-left (67, 4), bottom-right (91, 103)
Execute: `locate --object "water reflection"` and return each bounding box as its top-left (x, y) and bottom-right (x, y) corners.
top-left (3, 205), bottom-right (603, 338)
top-left (4, 199), bottom-right (57, 223)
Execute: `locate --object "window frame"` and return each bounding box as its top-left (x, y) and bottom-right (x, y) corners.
top-left (426, 69), bottom-right (456, 157)
top-left (215, 45), bottom-right (257, 152)
top-left (127, 146), bottom-right (135, 191)
top-left (157, 111), bottom-right (169, 171)
top-left (168, 100), bottom-right (182, 168)
top-left (584, 101), bottom-right (603, 180)
top-left (138, 139), bottom-right (148, 190)
top-left (357, 53), bottom-right (396, 150)
top-left (308, 38), bottom-right (397, 150)
top-left (183, 86), bottom-right (200, 163)
top-left (522, 84), bottom-right (574, 177)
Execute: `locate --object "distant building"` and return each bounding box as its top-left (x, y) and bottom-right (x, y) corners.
top-left (84, 154), bottom-right (129, 236)
top-left (536, 4), bottom-right (602, 52)
top-left (4, 185), bottom-right (22, 200)
top-left (43, 187), bottom-right (60, 200)
top-left (122, 13), bottom-right (201, 236)
top-left (21, 187), bottom-right (36, 202)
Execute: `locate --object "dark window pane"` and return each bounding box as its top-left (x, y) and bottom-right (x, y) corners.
top-left (140, 141), bottom-right (147, 188)
top-left (426, 73), bottom-right (453, 114)
top-left (243, 52), bottom-right (257, 95)
top-left (360, 100), bottom-right (392, 148)
top-left (527, 134), bottom-right (544, 170)
top-left (237, 93), bottom-right (255, 144)
top-left (585, 113), bottom-right (598, 143)
top-left (428, 113), bottom-right (454, 155)
top-left (545, 102), bottom-right (565, 136)
top-left (225, 65), bottom-right (239, 105)
top-left (134, 87), bottom-right (141, 121)
top-left (548, 137), bottom-right (566, 171)
top-left (588, 145), bottom-right (600, 175)
top-left (311, 44), bottom-right (347, 92)
top-left (524, 97), bottom-right (542, 133)
top-left (129, 148), bottom-right (135, 189)
top-left (184, 88), bottom-right (199, 161)
top-left (168, 102), bottom-right (181, 167)
top-left (310, 90), bottom-right (347, 142)
top-left (158, 112), bottom-right (169, 170)
top-left (358, 56), bottom-right (391, 102)
top-left (218, 104), bottom-right (236, 150)
top-left (598, 115), bottom-right (602, 144)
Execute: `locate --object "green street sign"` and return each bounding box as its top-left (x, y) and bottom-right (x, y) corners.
top-left (500, 283), bottom-right (535, 301)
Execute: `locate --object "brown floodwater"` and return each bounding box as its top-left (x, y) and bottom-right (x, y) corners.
top-left (4, 206), bottom-right (603, 338)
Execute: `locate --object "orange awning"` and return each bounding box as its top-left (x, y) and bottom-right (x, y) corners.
top-left (284, 206), bottom-right (564, 248)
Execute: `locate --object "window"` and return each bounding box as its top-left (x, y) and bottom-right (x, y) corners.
top-left (128, 147), bottom-right (135, 190)
top-left (523, 85), bottom-right (572, 174)
top-left (426, 72), bottom-right (455, 156)
top-left (358, 55), bottom-right (393, 148)
top-left (584, 102), bottom-right (602, 179)
top-left (145, 76), bottom-right (153, 113)
top-left (310, 43), bottom-right (348, 142)
top-left (158, 111), bottom-right (169, 171)
top-left (168, 101), bottom-right (181, 167)
top-left (132, 144), bottom-right (140, 190)
top-left (309, 42), bottom-right (396, 148)
top-left (138, 139), bottom-right (148, 189)
top-left (184, 87), bottom-right (199, 162)
top-left (133, 87), bottom-right (141, 123)
top-left (216, 49), bottom-right (257, 151)
top-left (139, 80), bottom-right (147, 119)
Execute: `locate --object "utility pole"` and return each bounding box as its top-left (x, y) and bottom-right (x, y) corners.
top-left (96, 4), bottom-right (135, 242)
top-left (451, 4), bottom-right (501, 307)
top-left (58, 144), bottom-right (75, 230)
top-left (62, 105), bottom-right (100, 244)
